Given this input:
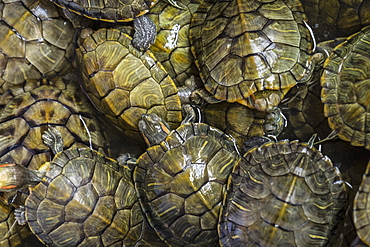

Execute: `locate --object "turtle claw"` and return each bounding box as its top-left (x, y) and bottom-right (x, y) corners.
top-left (14, 206), bottom-right (26, 225)
top-left (132, 15), bottom-right (156, 51)
top-left (42, 127), bottom-right (64, 155)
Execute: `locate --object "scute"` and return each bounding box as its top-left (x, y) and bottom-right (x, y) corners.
top-left (218, 139), bottom-right (347, 246)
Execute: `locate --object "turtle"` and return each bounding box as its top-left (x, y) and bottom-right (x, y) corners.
top-left (353, 159), bottom-right (370, 246)
top-left (200, 101), bottom-right (286, 149)
top-left (0, 0), bottom-right (78, 85)
top-left (0, 77), bottom-right (109, 205)
top-left (189, 0), bottom-right (322, 112)
top-left (320, 25), bottom-right (370, 150)
top-left (147, 0), bottom-right (200, 86)
top-left (0, 127), bottom-right (145, 246)
top-left (76, 28), bottom-right (182, 141)
top-left (218, 136), bottom-right (348, 247)
top-left (133, 105), bottom-right (240, 246)
top-left (50, 0), bottom-right (158, 50)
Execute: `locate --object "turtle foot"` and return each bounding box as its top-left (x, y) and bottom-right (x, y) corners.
top-left (42, 127), bottom-right (63, 155)
top-left (14, 206), bottom-right (26, 225)
top-left (132, 14), bottom-right (156, 51)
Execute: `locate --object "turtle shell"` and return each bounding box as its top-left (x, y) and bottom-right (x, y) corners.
top-left (201, 102), bottom-right (284, 149)
top-left (51, 0), bottom-right (157, 22)
top-left (77, 28), bottom-right (182, 139)
top-left (353, 159), bottom-right (370, 246)
top-left (134, 122), bottom-right (240, 246)
top-left (189, 0), bottom-right (316, 111)
top-left (0, 0), bottom-right (77, 84)
top-left (218, 139), bottom-right (347, 246)
top-left (0, 77), bottom-right (108, 171)
top-left (321, 25), bottom-right (370, 150)
top-left (25, 147), bottom-right (143, 246)
top-left (147, 0), bottom-right (200, 87)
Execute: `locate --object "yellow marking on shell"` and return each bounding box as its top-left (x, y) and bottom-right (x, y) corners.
top-left (314, 202), bottom-right (333, 210)
top-left (219, 157), bottom-right (234, 174)
top-left (308, 234), bottom-right (328, 240)
top-left (231, 200), bottom-right (250, 212)
top-left (280, 56), bottom-right (296, 63)
top-left (248, 170), bottom-right (263, 184)
top-left (157, 205), bottom-right (177, 216)
top-left (40, 47), bottom-right (56, 64)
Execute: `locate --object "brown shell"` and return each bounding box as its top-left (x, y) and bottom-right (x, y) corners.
top-left (321, 25), bottom-right (370, 150)
top-left (77, 28), bottom-right (182, 139)
top-left (25, 148), bottom-right (144, 246)
top-left (190, 0), bottom-right (315, 111)
top-left (0, 0), bottom-right (77, 84)
top-left (134, 122), bottom-right (240, 246)
top-left (219, 139), bottom-right (347, 246)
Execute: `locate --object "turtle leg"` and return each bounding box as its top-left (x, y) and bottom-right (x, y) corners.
top-left (117, 153), bottom-right (137, 170)
top-left (42, 127), bottom-right (64, 155)
top-left (132, 14), bottom-right (156, 51)
top-left (14, 206), bottom-right (27, 225)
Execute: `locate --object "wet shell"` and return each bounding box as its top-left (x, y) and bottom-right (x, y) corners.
top-left (190, 0), bottom-right (315, 111)
top-left (25, 148), bottom-right (144, 246)
top-left (134, 122), bottom-right (240, 246)
top-left (219, 139), bottom-right (347, 247)
top-left (77, 28), bottom-right (182, 139)
top-left (0, 0), bottom-right (77, 84)
top-left (321, 25), bottom-right (370, 150)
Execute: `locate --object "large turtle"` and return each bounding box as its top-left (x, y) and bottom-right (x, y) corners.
top-left (133, 105), bottom-right (240, 246)
top-left (321, 25), bottom-right (370, 150)
top-left (218, 136), bottom-right (348, 246)
top-left (189, 0), bottom-right (321, 112)
top-left (76, 28), bottom-right (182, 141)
top-left (50, 0), bottom-right (158, 50)
top-left (0, 127), bottom-right (145, 246)
top-left (0, 0), bottom-right (77, 84)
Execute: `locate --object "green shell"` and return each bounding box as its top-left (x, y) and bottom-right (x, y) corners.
top-left (0, 0), bottom-right (77, 84)
top-left (0, 77), bottom-right (108, 171)
top-left (321, 25), bottom-right (370, 150)
top-left (147, 0), bottom-right (200, 86)
top-left (77, 28), bottom-right (182, 139)
top-left (219, 139), bottom-right (347, 246)
top-left (51, 0), bottom-right (157, 22)
top-left (134, 122), bottom-right (240, 246)
top-left (353, 159), bottom-right (370, 246)
top-left (0, 201), bottom-right (39, 246)
top-left (26, 148), bottom-right (143, 246)
top-left (190, 0), bottom-right (316, 111)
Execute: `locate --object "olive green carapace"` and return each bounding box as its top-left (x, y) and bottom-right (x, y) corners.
top-left (25, 148), bottom-right (144, 246)
top-left (218, 140), bottom-right (347, 247)
top-left (134, 122), bottom-right (240, 246)
top-left (354, 160), bottom-right (370, 246)
top-left (77, 28), bottom-right (182, 140)
top-left (189, 0), bottom-right (317, 111)
top-left (0, 77), bottom-right (108, 172)
top-left (0, 0), bottom-right (77, 84)
top-left (321, 25), bottom-right (370, 150)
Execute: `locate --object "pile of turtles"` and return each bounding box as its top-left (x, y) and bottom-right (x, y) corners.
top-left (0, 0), bottom-right (369, 246)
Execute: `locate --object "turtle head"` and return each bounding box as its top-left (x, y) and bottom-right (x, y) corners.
top-left (139, 113), bottom-right (171, 146)
top-left (0, 163), bottom-right (44, 192)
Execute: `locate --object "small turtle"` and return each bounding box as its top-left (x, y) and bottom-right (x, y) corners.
top-left (218, 136), bottom-right (348, 246)
top-left (76, 28), bottom-right (182, 141)
top-left (321, 25), bottom-right (370, 150)
top-left (189, 0), bottom-right (321, 112)
top-left (50, 0), bottom-right (158, 50)
top-left (133, 105), bottom-right (240, 246)
top-left (0, 0), bottom-right (77, 84)
top-left (0, 127), bottom-right (145, 246)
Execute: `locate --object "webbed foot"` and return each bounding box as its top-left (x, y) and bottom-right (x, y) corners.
top-left (42, 127), bottom-right (63, 155)
top-left (132, 15), bottom-right (156, 51)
